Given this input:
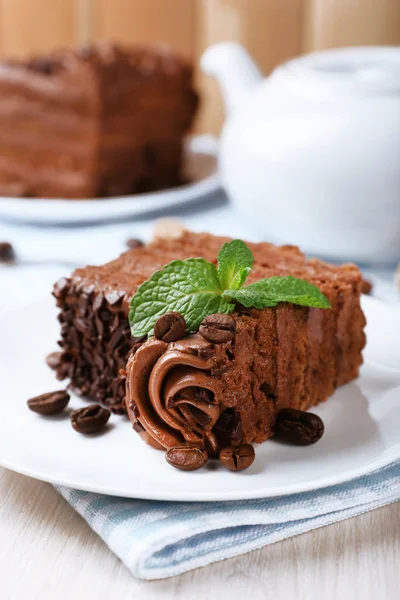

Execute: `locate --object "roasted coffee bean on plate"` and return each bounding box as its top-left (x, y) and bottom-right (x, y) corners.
top-left (165, 445), bottom-right (208, 471)
top-left (275, 408), bottom-right (324, 445)
top-left (0, 241), bottom-right (16, 264)
top-left (46, 351), bottom-right (63, 370)
top-left (27, 390), bottom-right (70, 415)
top-left (199, 313), bottom-right (236, 343)
top-left (70, 404), bottom-right (111, 434)
top-left (219, 444), bottom-right (255, 471)
top-left (154, 312), bottom-right (186, 342)
top-left (126, 238), bottom-right (144, 250)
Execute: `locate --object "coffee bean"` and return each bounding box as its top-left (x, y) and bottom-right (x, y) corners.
top-left (275, 408), bottom-right (324, 445)
top-left (361, 279), bottom-right (373, 295)
top-left (219, 444), bottom-right (255, 471)
top-left (199, 314), bottom-right (235, 343)
top-left (154, 312), bottom-right (186, 342)
top-left (165, 445), bottom-right (208, 471)
top-left (0, 242), bottom-right (15, 263)
top-left (46, 351), bottom-right (63, 370)
top-left (27, 390), bottom-right (70, 415)
top-left (126, 238), bottom-right (144, 249)
top-left (70, 405), bottom-right (110, 434)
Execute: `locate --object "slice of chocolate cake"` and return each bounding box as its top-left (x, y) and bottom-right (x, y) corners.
top-left (53, 231), bottom-right (366, 442)
top-left (0, 42), bottom-right (198, 199)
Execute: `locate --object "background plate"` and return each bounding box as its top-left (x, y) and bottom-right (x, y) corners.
top-left (0, 135), bottom-right (219, 225)
top-left (0, 294), bottom-right (399, 501)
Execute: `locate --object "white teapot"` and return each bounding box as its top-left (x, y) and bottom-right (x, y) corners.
top-left (201, 43), bottom-right (400, 263)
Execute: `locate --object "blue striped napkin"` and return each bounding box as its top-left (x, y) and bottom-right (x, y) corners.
top-left (57, 461), bottom-right (400, 580)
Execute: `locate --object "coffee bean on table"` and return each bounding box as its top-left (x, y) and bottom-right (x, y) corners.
top-left (165, 445), bottom-right (208, 471)
top-left (126, 238), bottom-right (144, 250)
top-left (27, 390), bottom-right (70, 415)
top-left (199, 314), bottom-right (236, 343)
top-left (219, 444), bottom-right (255, 471)
top-left (154, 312), bottom-right (186, 342)
top-left (70, 405), bottom-right (111, 434)
top-left (275, 408), bottom-right (324, 445)
top-left (46, 351), bottom-right (63, 370)
top-left (0, 241), bottom-right (16, 264)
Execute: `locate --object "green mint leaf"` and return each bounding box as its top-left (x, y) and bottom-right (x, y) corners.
top-left (223, 276), bottom-right (331, 310)
top-left (217, 239), bottom-right (253, 291)
top-left (129, 258), bottom-right (234, 337)
top-left (223, 286), bottom-right (277, 309)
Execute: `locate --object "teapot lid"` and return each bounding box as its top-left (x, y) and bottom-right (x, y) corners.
top-left (282, 47), bottom-right (400, 95)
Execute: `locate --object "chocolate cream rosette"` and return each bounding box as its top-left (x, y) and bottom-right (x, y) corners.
top-left (125, 327), bottom-right (245, 456)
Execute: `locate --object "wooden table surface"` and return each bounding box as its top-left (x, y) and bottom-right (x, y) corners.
top-left (0, 466), bottom-right (398, 600)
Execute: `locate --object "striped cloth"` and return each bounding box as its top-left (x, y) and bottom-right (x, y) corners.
top-left (57, 461), bottom-right (400, 580)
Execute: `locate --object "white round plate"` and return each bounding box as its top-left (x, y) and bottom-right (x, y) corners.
top-left (0, 136), bottom-right (219, 225)
top-left (0, 295), bottom-right (399, 501)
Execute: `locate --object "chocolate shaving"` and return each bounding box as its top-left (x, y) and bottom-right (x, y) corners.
top-left (53, 277), bottom-right (135, 413)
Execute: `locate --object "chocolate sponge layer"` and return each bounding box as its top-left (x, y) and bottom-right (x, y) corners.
top-left (53, 231), bottom-right (366, 427)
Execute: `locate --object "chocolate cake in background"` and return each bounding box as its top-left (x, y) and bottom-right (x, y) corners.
top-left (0, 42), bottom-right (198, 199)
top-left (53, 231), bottom-right (366, 434)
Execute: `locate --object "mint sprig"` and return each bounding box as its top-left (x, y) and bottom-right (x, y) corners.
top-left (129, 240), bottom-right (330, 337)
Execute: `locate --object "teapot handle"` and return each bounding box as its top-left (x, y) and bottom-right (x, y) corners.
top-left (201, 42), bottom-right (263, 115)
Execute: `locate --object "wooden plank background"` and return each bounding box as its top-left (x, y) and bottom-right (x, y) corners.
top-left (0, 0), bottom-right (398, 133)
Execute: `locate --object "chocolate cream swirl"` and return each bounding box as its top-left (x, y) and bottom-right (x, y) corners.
top-left (125, 334), bottom-right (231, 452)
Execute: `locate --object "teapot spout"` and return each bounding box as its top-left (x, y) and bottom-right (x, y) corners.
top-left (201, 42), bottom-right (262, 114)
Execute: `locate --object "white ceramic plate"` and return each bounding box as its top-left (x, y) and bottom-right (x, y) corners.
top-left (0, 136), bottom-right (219, 225)
top-left (0, 294), bottom-right (399, 501)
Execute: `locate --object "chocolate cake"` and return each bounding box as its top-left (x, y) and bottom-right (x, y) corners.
top-left (53, 231), bottom-right (366, 449)
top-left (0, 42), bottom-right (198, 199)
